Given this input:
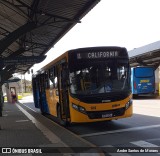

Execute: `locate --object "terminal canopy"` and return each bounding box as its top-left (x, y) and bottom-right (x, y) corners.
top-left (129, 41), bottom-right (160, 69)
top-left (0, 0), bottom-right (100, 84)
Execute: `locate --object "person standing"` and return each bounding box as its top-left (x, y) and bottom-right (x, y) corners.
top-left (11, 91), bottom-right (17, 104)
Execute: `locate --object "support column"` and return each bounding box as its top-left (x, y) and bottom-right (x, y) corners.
top-left (159, 67), bottom-right (160, 96)
top-left (0, 84), bottom-right (3, 117)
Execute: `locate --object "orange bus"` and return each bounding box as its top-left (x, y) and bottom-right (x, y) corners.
top-left (32, 47), bottom-right (133, 125)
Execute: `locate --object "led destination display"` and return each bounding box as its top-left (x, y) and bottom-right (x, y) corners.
top-left (77, 51), bottom-right (119, 59)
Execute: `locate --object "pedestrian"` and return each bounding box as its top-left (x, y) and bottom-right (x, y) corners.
top-left (11, 91), bottom-right (17, 104)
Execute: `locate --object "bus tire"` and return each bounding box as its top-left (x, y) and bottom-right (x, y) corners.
top-left (106, 120), bottom-right (112, 122)
top-left (133, 94), bottom-right (138, 98)
top-left (40, 107), bottom-right (45, 115)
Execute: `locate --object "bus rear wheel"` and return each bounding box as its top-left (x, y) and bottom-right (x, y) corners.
top-left (133, 94), bottom-right (138, 99)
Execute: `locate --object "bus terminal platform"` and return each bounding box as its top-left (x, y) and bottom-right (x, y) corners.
top-left (0, 100), bottom-right (101, 156)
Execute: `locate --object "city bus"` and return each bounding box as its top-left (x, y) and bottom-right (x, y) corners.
top-left (32, 47), bottom-right (133, 125)
top-left (131, 66), bottom-right (155, 96)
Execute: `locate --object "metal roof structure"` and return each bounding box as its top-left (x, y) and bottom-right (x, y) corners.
top-left (0, 0), bottom-right (100, 84)
top-left (128, 41), bottom-right (160, 69)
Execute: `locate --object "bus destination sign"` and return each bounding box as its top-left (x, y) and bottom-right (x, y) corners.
top-left (77, 51), bottom-right (119, 59)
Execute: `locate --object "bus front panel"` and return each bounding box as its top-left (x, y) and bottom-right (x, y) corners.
top-left (69, 94), bottom-right (132, 123)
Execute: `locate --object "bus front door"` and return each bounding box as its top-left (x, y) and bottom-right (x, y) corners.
top-left (60, 63), bottom-right (70, 123)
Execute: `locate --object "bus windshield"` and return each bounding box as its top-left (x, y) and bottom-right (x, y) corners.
top-left (69, 60), bottom-right (130, 95)
top-left (134, 67), bottom-right (154, 78)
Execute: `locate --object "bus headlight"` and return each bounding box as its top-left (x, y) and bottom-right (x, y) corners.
top-left (125, 99), bottom-right (132, 110)
top-left (72, 103), bottom-right (86, 114)
top-left (72, 103), bottom-right (79, 110)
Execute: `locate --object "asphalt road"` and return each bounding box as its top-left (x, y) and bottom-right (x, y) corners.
top-left (68, 95), bottom-right (160, 155)
top-left (20, 95), bottom-right (160, 155)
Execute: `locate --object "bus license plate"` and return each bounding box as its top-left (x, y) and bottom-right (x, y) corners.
top-left (102, 113), bottom-right (112, 118)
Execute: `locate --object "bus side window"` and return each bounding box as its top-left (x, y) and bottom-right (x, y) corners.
top-left (45, 71), bottom-right (50, 89)
top-left (55, 90), bottom-right (59, 96)
top-left (54, 66), bottom-right (58, 89)
top-left (54, 77), bottom-right (58, 88)
top-left (40, 74), bottom-right (45, 92)
top-left (49, 67), bottom-right (54, 89)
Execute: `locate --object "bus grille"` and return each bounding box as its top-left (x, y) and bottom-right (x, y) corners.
top-left (86, 108), bottom-right (125, 119)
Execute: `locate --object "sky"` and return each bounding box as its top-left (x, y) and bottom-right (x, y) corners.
top-left (23, 0), bottom-right (160, 80)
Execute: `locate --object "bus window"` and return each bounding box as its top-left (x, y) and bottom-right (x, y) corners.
top-left (45, 71), bottom-right (50, 89)
top-left (48, 66), bottom-right (58, 89)
top-left (134, 67), bottom-right (154, 77)
top-left (54, 77), bottom-right (58, 88)
top-left (69, 61), bottom-right (129, 95)
top-left (54, 66), bottom-right (58, 89)
top-left (49, 67), bottom-right (54, 89)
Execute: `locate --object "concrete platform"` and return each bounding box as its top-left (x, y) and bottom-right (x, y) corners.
top-left (0, 101), bottom-right (103, 156)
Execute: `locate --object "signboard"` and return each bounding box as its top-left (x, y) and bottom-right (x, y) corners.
top-left (3, 77), bottom-right (21, 83)
top-left (0, 55), bottom-right (46, 65)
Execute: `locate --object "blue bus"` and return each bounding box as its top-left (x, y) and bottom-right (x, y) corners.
top-left (131, 66), bottom-right (155, 96)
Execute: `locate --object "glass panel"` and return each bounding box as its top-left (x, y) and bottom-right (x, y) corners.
top-left (69, 60), bottom-right (129, 95)
top-left (135, 67), bottom-right (154, 77)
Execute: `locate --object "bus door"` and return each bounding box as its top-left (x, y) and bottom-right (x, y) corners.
top-left (32, 77), bottom-right (40, 108)
top-left (38, 75), bottom-right (44, 113)
top-left (58, 63), bottom-right (70, 122)
top-left (39, 74), bottom-right (49, 114)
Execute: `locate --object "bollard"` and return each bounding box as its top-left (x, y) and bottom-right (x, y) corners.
top-left (0, 85), bottom-right (3, 117)
top-left (0, 101), bottom-right (2, 117)
top-left (159, 83), bottom-right (160, 96)
top-left (0, 94), bottom-right (2, 117)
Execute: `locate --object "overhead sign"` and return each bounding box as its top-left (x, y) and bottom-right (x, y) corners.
top-left (0, 55), bottom-right (46, 65)
top-left (3, 77), bottom-right (21, 83)
top-left (77, 51), bottom-right (119, 59)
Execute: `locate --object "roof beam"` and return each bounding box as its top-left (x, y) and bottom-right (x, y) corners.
top-left (0, 22), bottom-right (36, 54)
top-left (0, 0), bottom-right (29, 20)
top-left (30, 0), bottom-right (40, 20)
top-left (8, 48), bottom-right (25, 57)
top-left (135, 58), bottom-right (147, 66)
top-left (37, 11), bottom-right (81, 23)
top-left (1, 69), bottom-right (15, 84)
top-left (17, 0), bottom-right (80, 24)
top-left (0, 26), bottom-right (10, 36)
top-left (154, 63), bottom-right (160, 70)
